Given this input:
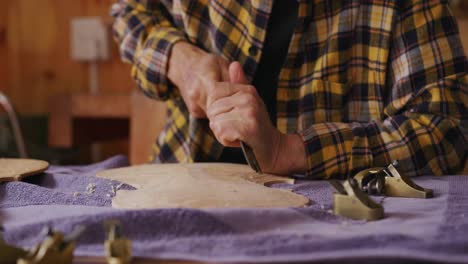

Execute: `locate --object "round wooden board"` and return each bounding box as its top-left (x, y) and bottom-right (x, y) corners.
top-left (0, 158), bottom-right (49, 182)
top-left (97, 163), bottom-right (310, 209)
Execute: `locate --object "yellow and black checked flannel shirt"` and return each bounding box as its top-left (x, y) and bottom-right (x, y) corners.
top-left (112, 0), bottom-right (467, 179)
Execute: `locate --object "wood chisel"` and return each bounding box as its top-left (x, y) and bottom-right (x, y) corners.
top-left (240, 141), bottom-right (262, 174)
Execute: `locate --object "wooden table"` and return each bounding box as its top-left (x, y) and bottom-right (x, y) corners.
top-left (48, 93), bottom-right (130, 148)
top-left (48, 91), bottom-right (167, 164)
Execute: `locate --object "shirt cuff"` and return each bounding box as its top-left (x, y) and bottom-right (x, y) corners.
top-left (132, 27), bottom-right (187, 100)
top-left (299, 122), bottom-right (373, 179)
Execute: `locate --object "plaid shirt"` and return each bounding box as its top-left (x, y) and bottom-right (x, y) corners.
top-left (112, 0), bottom-right (467, 178)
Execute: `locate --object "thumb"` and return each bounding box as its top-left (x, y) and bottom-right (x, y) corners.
top-left (229, 61), bottom-right (248, 84)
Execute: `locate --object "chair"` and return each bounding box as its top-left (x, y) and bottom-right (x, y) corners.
top-left (0, 91), bottom-right (28, 158)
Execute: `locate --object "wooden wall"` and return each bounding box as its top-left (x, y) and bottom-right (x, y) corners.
top-left (0, 0), bottom-right (135, 114)
top-left (0, 0), bottom-right (8, 97)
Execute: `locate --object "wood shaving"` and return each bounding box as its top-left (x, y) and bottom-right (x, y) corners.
top-left (86, 183), bottom-right (96, 194)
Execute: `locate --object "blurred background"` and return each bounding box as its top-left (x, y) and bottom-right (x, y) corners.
top-left (0, 0), bottom-right (467, 165)
top-left (0, 0), bottom-right (167, 165)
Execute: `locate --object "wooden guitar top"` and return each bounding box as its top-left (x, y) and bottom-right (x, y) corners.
top-left (97, 163), bottom-right (310, 209)
top-left (0, 158), bottom-right (49, 182)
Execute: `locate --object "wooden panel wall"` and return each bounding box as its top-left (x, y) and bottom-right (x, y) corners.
top-left (0, 1), bottom-right (7, 92)
top-left (0, 0), bottom-right (135, 114)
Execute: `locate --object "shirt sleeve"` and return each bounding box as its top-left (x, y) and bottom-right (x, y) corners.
top-left (111, 0), bottom-right (187, 100)
top-left (300, 0), bottom-right (467, 179)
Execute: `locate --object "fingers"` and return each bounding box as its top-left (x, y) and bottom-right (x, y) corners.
top-left (209, 116), bottom-right (243, 147)
top-left (208, 99), bottom-right (261, 147)
top-left (183, 76), bottom-right (235, 115)
top-left (220, 59), bottom-right (231, 82)
top-left (229, 61), bottom-right (248, 84)
top-left (206, 87), bottom-right (259, 119)
top-left (178, 54), bottom-right (232, 118)
top-left (184, 74), bottom-right (253, 117)
top-left (207, 62), bottom-right (261, 146)
top-left (206, 82), bottom-right (257, 109)
top-left (206, 61), bottom-right (251, 107)
top-left (210, 109), bottom-right (257, 147)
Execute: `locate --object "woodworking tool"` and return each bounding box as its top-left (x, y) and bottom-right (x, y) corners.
top-left (353, 160), bottom-right (433, 199)
top-left (240, 141), bottom-right (262, 174)
top-left (330, 160), bottom-right (433, 221)
top-left (0, 226), bottom-right (27, 264)
top-left (0, 92), bottom-right (28, 158)
top-left (18, 226), bottom-right (85, 264)
top-left (330, 178), bottom-right (384, 221)
top-left (104, 220), bottom-right (132, 264)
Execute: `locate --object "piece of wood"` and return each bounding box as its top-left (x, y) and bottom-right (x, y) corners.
top-left (97, 163), bottom-right (310, 209)
top-left (130, 90), bottom-right (167, 165)
top-left (0, 158), bottom-right (49, 182)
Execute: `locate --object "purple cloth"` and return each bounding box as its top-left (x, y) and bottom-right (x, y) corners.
top-left (1, 156), bottom-right (467, 263)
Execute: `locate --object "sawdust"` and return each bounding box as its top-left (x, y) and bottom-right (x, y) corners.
top-left (86, 183), bottom-right (96, 194)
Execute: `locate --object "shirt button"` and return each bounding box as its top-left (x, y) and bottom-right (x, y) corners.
top-left (248, 45), bottom-right (258, 56)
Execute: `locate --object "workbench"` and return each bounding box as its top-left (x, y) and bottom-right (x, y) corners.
top-left (1, 155), bottom-right (468, 263)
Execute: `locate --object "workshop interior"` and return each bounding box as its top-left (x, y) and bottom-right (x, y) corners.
top-left (0, 0), bottom-right (467, 263)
